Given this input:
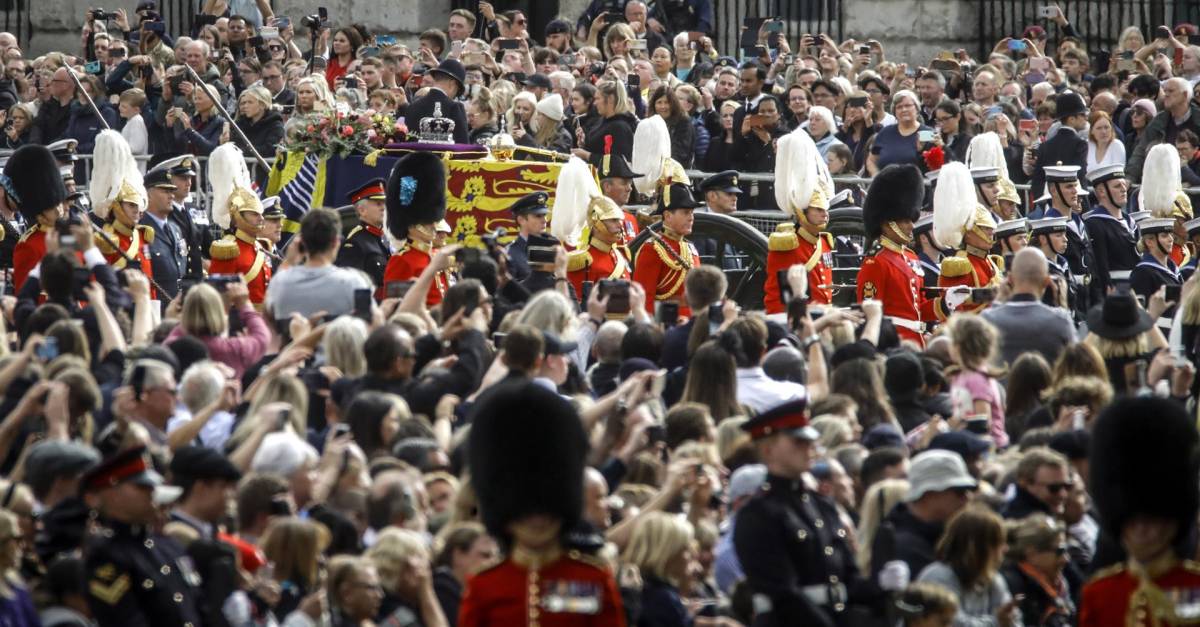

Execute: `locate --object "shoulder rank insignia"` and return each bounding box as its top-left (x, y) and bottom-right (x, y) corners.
top-left (89, 571), bottom-right (130, 606)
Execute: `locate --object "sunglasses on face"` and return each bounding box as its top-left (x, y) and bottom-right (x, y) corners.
top-left (1043, 482), bottom-right (1073, 493)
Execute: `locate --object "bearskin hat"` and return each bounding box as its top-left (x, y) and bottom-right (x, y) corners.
top-left (1089, 397), bottom-right (1200, 541)
top-left (467, 380), bottom-right (588, 546)
top-left (4, 144), bottom-right (67, 223)
top-left (386, 151), bottom-right (446, 240)
top-left (863, 164), bottom-right (924, 241)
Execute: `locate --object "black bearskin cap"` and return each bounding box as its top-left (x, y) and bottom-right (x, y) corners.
top-left (467, 380), bottom-right (588, 546)
top-left (5, 144), bottom-right (67, 223)
top-left (386, 151), bottom-right (446, 240)
top-left (1089, 397), bottom-right (1200, 542)
top-left (863, 164), bottom-right (925, 241)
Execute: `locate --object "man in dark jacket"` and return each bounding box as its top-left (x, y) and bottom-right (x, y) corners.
top-left (870, 450), bottom-right (975, 581)
top-left (405, 59), bottom-right (469, 144)
top-left (31, 67), bottom-right (77, 145)
top-left (1001, 447), bottom-right (1072, 520)
top-left (1126, 77), bottom-right (1200, 182)
top-left (1030, 91), bottom-right (1088, 199)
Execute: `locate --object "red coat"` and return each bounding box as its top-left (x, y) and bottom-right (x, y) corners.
top-left (97, 222), bottom-right (155, 296)
top-left (1171, 243), bottom-right (1189, 268)
top-left (1080, 559), bottom-right (1200, 627)
top-left (566, 240), bottom-right (631, 302)
top-left (856, 237), bottom-right (946, 345)
top-left (765, 225), bottom-right (833, 313)
top-left (633, 232), bottom-right (700, 316)
top-left (937, 249), bottom-right (1003, 314)
top-left (209, 230), bottom-right (272, 304)
top-left (12, 225), bottom-right (47, 294)
top-left (459, 551), bottom-right (626, 627)
top-left (383, 244), bottom-right (445, 307)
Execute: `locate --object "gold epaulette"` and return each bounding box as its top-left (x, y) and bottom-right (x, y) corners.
top-left (136, 224), bottom-right (154, 245)
top-left (210, 236), bottom-right (240, 261)
top-left (0, 221), bottom-right (5, 241)
top-left (941, 256), bottom-right (973, 278)
top-left (566, 248), bottom-right (590, 272)
top-left (345, 225), bottom-right (363, 240)
top-left (94, 227), bottom-right (117, 255)
top-left (1086, 561), bottom-right (1127, 583)
top-left (768, 223), bottom-right (799, 252)
top-left (989, 254), bottom-right (1005, 274)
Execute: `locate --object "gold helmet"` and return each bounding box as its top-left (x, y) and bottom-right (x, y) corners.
top-left (209, 143), bottom-right (260, 230)
top-left (775, 127), bottom-right (834, 227)
top-left (934, 162), bottom-right (995, 249)
top-left (588, 195), bottom-right (624, 226)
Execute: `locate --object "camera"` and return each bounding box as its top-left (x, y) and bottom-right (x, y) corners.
top-left (527, 234), bottom-right (559, 266)
top-left (301, 7), bottom-right (327, 31)
top-left (90, 8), bottom-right (116, 21)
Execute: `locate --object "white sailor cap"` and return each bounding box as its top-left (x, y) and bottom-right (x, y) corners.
top-left (1139, 217), bottom-right (1176, 235)
top-left (970, 167), bottom-right (1001, 183)
top-left (1086, 163), bottom-right (1126, 185)
top-left (1029, 216), bottom-right (1070, 235)
top-left (995, 218), bottom-right (1028, 237)
top-left (1044, 164), bottom-right (1081, 182)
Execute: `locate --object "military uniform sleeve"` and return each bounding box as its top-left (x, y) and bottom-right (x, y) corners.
top-left (765, 248), bottom-right (802, 315)
top-left (335, 236), bottom-right (364, 271)
top-left (733, 500), bottom-right (836, 627)
top-left (1129, 266), bottom-right (1161, 301)
top-left (632, 244), bottom-right (662, 314)
top-left (86, 555), bottom-right (152, 627)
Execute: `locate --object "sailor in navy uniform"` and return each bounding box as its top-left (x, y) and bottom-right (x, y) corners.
top-left (970, 166), bottom-right (1003, 220)
top-left (1028, 165), bottom-right (1092, 300)
top-left (992, 218), bottom-right (1028, 270)
top-left (1083, 163), bottom-right (1140, 303)
top-left (1031, 217), bottom-right (1082, 318)
top-left (913, 214), bottom-right (942, 285)
top-left (1130, 217), bottom-right (1182, 332)
top-left (1181, 217), bottom-right (1200, 281)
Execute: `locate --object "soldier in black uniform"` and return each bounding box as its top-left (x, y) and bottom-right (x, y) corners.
top-left (1083, 164), bottom-right (1140, 302)
top-left (1030, 165), bottom-right (1092, 306)
top-left (733, 399), bottom-right (890, 626)
top-left (1130, 217), bottom-right (1181, 332)
top-left (0, 163), bottom-right (21, 293)
top-left (336, 178), bottom-right (391, 294)
top-left (81, 446), bottom-right (206, 627)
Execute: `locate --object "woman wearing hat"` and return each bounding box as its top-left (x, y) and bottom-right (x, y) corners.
top-left (1083, 291), bottom-right (1167, 395)
top-left (1129, 217), bottom-right (1182, 332)
top-left (522, 93), bottom-right (573, 158)
top-left (89, 130), bottom-right (155, 291)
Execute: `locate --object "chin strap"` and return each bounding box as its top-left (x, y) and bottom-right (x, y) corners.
top-left (887, 221), bottom-right (912, 245)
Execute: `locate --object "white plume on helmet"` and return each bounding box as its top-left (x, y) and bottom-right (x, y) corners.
top-left (774, 127), bottom-right (834, 214)
top-left (550, 156), bottom-right (601, 247)
top-left (88, 130), bottom-right (145, 220)
top-left (208, 143), bottom-right (254, 230)
top-left (932, 162), bottom-right (977, 250)
top-left (965, 132), bottom-right (1010, 180)
top-left (1142, 143), bottom-right (1182, 218)
top-left (632, 115), bottom-right (670, 195)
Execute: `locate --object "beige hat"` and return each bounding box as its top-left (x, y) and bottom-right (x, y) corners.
top-left (535, 93), bottom-right (565, 122)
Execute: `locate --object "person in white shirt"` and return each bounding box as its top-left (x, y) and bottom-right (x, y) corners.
top-left (118, 88), bottom-right (149, 171)
top-left (728, 313), bottom-right (828, 414)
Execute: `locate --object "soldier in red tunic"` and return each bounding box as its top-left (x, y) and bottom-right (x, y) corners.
top-left (593, 143), bottom-right (642, 247)
top-left (633, 163), bottom-right (701, 316)
top-left (207, 144), bottom-right (272, 305)
top-left (382, 151), bottom-right (448, 307)
top-left (856, 164), bottom-right (952, 346)
top-left (1079, 397), bottom-right (1200, 627)
top-left (460, 379), bottom-right (625, 627)
top-left (6, 144), bottom-right (68, 293)
top-left (566, 196), bottom-right (631, 301)
top-left (933, 162), bottom-right (1002, 314)
top-left (765, 130), bottom-right (835, 312)
top-left (89, 131), bottom-right (155, 288)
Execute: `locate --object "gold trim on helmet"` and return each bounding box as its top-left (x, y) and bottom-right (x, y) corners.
top-left (796, 186), bottom-right (830, 227)
top-left (114, 179), bottom-right (144, 207)
top-left (1174, 192), bottom-right (1194, 221)
top-left (969, 204), bottom-right (997, 246)
top-left (229, 187), bottom-right (263, 215)
top-left (588, 196), bottom-right (624, 226)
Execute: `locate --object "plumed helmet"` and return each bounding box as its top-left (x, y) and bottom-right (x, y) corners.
top-left (965, 132), bottom-right (1010, 180)
top-left (1089, 397), bottom-right (1200, 543)
top-left (89, 130), bottom-right (146, 221)
top-left (775, 128), bottom-right (834, 223)
top-left (862, 164), bottom-right (924, 241)
top-left (933, 162), bottom-right (979, 249)
top-left (548, 155), bottom-right (599, 247)
top-left (1142, 143), bottom-right (1183, 219)
top-left (632, 115), bottom-right (670, 195)
top-left (3, 144), bottom-right (67, 223)
top-left (208, 143), bottom-right (260, 230)
top-left (467, 380), bottom-right (588, 546)
top-left (386, 151), bottom-right (446, 240)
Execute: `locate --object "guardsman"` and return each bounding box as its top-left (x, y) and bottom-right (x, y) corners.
top-left (89, 139), bottom-right (155, 288)
top-left (1137, 143), bottom-right (1194, 268)
top-left (765, 130), bottom-right (835, 312)
top-left (1079, 398), bottom-right (1200, 627)
top-left (913, 214), bottom-right (942, 285)
top-left (383, 151), bottom-right (447, 307)
top-left (593, 145), bottom-right (642, 246)
top-left (336, 178), bottom-right (391, 295)
top-left (1129, 217), bottom-right (1181, 332)
top-left (566, 195), bottom-right (631, 301)
top-left (733, 399), bottom-right (888, 625)
top-left (138, 167), bottom-right (186, 301)
top-left (633, 159), bottom-right (702, 316)
top-left (933, 162), bottom-right (1002, 314)
top-left (460, 381), bottom-right (626, 627)
top-left (1084, 163), bottom-right (1140, 301)
top-left (81, 445), bottom-right (206, 627)
top-left (857, 165), bottom-right (950, 346)
top-left (1181, 217), bottom-right (1200, 281)
top-left (1030, 217), bottom-right (1081, 315)
top-left (992, 218), bottom-right (1028, 269)
top-left (207, 144), bottom-right (272, 305)
top-left (5, 145), bottom-right (66, 293)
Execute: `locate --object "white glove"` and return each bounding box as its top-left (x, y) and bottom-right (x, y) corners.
top-left (878, 560), bottom-right (911, 592)
top-left (944, 285), bottom-right (971, 311)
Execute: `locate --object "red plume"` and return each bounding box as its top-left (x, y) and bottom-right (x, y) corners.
top-left (923, 146), bottom-right (945, 172)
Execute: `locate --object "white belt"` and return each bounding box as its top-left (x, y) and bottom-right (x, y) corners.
top-left (802, 582), bottom-right (848, 607)
top-left (887, 316), bottom-right (924, 332)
